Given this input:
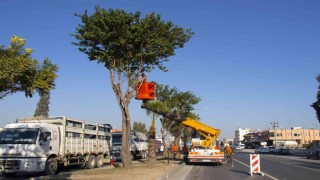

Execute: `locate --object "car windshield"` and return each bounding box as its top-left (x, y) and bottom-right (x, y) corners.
top-left (0, 128), bottom-right (39, 144)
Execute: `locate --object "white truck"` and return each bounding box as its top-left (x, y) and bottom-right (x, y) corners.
top-left (111, 131), bottom-right (148, 161)
top-left (0, 116), bottom-right (112, 177)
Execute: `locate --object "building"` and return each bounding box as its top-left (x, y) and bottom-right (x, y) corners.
top-left (243, 127), bottom-right (320, 148)
top-left (235, 128), bottom-right (260, 146)
top-left (223, 138), bottom-right (235, 146)
top-left (264, 127), bottom-right (320, 147)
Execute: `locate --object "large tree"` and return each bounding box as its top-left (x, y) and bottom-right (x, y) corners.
top-left (0, 36), bottom-right (58, 99)
top-left (73, 7), bottom-right (193, 168)
top-left (311, 75), bottom-right (320, 123)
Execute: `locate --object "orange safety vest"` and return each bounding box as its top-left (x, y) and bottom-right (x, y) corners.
top-left (225, 146), bottom-right (233, 155)
top-left (171, 145), bottom-right (178, 152)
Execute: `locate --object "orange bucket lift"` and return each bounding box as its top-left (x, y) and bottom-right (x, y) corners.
top-left (135, 81), bottom-right (155, 101)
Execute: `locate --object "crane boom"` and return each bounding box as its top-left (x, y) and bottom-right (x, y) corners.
top-left (141, 101), bottom-right (221, 148)
top-left (136, 80), bottom-right (225, 165)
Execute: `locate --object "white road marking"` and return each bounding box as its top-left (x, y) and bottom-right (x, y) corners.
top-left (233, 158), bottom-right (279, 180)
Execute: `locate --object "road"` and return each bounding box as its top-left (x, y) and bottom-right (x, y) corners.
top-left (164, 151), bottom-right (320, 180)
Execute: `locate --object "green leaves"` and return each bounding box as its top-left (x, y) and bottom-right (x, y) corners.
top-left (0, 36), bottom-right (58, 99)
top-left (133, 121), bottom-right (148, 134)
top-left (154, 83), bottom-right (201, 138)
top-left (73, 6), bottom-right (193, 82)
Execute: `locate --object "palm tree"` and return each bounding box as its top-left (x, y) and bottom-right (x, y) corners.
top-left (145, 101), bottom-right (165, 162)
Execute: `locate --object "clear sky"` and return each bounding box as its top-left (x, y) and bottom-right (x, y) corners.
top-left (1, 0), bottom-right (320, 139)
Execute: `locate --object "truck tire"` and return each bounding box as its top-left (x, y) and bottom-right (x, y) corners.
top-left (86, 155), bottom-right (96, 169)
top-left (45, 158), bottom-right (58, 175)
top-left (95, 155), bottom-right (103, 168)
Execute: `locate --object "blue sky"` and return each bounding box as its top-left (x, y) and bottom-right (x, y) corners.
top-left (1, 0), bottom-right (320, 139)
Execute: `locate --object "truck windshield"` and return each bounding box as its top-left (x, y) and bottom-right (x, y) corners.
top-left (0, 128), bottom-right (39, 144)
top-left (112, 134), bottom-right (122, 144)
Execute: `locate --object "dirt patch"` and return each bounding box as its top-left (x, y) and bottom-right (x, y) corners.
top-left (56, 159), bottom-right (182, 180)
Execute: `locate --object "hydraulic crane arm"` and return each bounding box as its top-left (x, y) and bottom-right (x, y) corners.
top-left (141, 103), bottom-right (221, 148)
top-left (135, 79), bottom-right (221, 148)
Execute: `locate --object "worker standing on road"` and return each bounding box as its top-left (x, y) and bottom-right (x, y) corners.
top-left (182, 144), bottom-right (188, 162)
top-left (224, 144), bottom-right (234, 160)
top-left (224, 144), bottom-right (234, 167)
top-left (171, 144), bottom-right (179, 160)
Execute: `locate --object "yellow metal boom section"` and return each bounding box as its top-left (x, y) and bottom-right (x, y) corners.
top-left (139, 102), bottom-right (221, 148)
top-left (181, 117), bottom-right (221, 148)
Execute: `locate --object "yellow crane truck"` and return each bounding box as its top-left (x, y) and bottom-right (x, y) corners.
top-left (135, 80), bottom-right (224, 165)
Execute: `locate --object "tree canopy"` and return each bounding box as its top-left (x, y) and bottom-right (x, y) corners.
top-left (153, 84), bottom-right (201, 145)
top-left (132, 121), bottom-right (148, 134)
top-left (0, 36), bottom-right (58, 99)
top-left (73, 7), bottom-right (193, 82)
top-left (34, 91), bottom-right (50, 117)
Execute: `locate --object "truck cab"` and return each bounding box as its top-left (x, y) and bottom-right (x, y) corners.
top-left (0, 123), bottom-right (60, 176)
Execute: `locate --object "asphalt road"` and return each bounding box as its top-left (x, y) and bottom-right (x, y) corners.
top-left (164, 151), bottom-right (320, 180)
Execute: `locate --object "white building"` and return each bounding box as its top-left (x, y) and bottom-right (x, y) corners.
top-left (235, 128), bottom-right (259, 146)
top-left (223, 138), bottom-right (235, 146)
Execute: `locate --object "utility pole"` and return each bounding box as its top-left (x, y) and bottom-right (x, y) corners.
top-left (270, 122), bottom-right (279, 147)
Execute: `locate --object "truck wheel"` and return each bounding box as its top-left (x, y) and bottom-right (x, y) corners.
top-left (86, 155), bottom-right (96, 169)
top-left (95, 155), bottom-right (103, 168)
top-left (45, 158), bottom-right (58, 175)
top-left (2, 172), bottom-right (17, 177)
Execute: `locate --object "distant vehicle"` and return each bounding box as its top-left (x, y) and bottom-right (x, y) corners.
top-left (111, 131), bottom-right (148, 161)
top-left (234, 146), bottom-right (244, 150)
top-left (155, 140), bottom-right (162, 154)
top-left (255, 147), bottom-right (269, 154)
top-left (268, 146), bottom-right (276, 154)
top-left (306, 149), bottom-right (320, 159)
top-left (277, 148), bottom-right (290, 155)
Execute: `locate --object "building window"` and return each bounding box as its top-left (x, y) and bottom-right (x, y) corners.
top-left (294, 133), bottom-right (301, 137)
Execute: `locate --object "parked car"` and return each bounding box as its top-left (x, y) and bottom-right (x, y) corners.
top-left (274, 148), bottom-right (290, 155)
top-left (278, 148), bottom-right (290, 155)
top-left (255, 147), bottom-right (269, 154)
top-left (268, 146), bottom-right (276, 154)
top-left (306, 149), bottom-right (320, 159)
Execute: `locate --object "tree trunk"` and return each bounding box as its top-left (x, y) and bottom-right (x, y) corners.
top-left (161, 126), bottom-right (168, 157)
top-left (120, 101), bottom-right (132, 168)
top-left (148, 118), bottom-right (156, 163)
top-left (173, 132), bottom-right (182, 147)
top-left (110, 70), bottom-right (135, 169)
